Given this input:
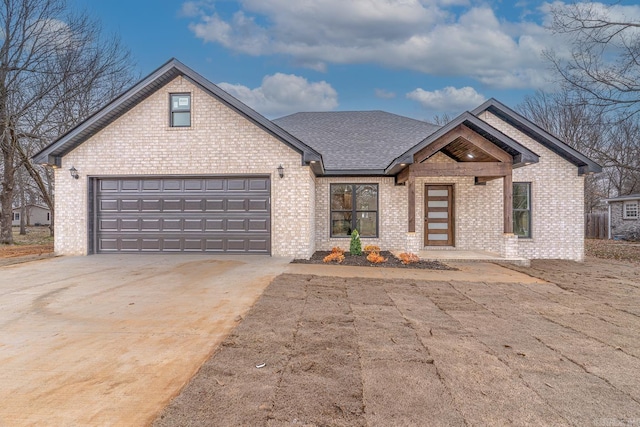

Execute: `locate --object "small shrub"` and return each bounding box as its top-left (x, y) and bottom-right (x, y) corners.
top-left (350, 229), bottom-right (362, 256)
top-left (331, 246), bottom-right (345, 254)
top-left (363, 245), bottom-right (381, 254)
top-left (323, 252), bottom-right (345, 263)
top-left (367, 252), bottom-right (387, 264)
top-left (398, 252), bottom-right (420, 265)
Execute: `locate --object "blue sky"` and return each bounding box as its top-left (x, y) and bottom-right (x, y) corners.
top-left (69, 0), bottom-right (640, 121)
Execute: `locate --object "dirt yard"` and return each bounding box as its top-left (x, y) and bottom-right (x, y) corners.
top-left (0, 227), bottom-right (54, 266)
top-left (155, 256), bottom-right (640, 426)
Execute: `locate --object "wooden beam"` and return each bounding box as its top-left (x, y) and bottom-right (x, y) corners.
top-left (459, 125), bottom-right (513, 163)
top-left (408, 175), bottom-right (416, 232)
top-left (413, 125), bottom-right (464, 163)
top-left (409, 162), bottom-right (511, 177)
top-left (397, 165), bottom-right (411, 184)
top-left (475, 176), bottom-right (503, 184)
top-left (503, 173), bottom-right (513, 234)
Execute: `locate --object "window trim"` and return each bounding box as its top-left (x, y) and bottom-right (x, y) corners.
top-left (330, 183), bottom-right (379, 238)
top-left (513, 182), bottom-right (532, 238)
top-left (169, 93), bottom-right (191, 127)
top-left (623, 200), bottom-right (639, 219)
top-left (13, 212), bottom-right (20, 221)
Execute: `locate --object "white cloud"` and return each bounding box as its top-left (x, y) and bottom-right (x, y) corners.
top-left (407, 86), bottom-right (486, 114)
top-left (218, 73), bottom-right (338, 117)
top-left (375, 88), bottom-right (396, 99)
top-left (184, 0), bottom-right (572, 89)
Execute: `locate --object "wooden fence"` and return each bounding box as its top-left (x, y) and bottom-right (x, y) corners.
top-left (585, 212), bottom-right (608, 239)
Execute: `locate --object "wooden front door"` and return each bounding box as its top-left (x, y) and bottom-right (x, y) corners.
top-left (424, 185), bottom-right (454, 246)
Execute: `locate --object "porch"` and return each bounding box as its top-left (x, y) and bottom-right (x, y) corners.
top-left (415, 248), bottom-right (530, 267)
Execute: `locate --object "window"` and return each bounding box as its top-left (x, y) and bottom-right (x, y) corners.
top-left (330, 184), bottom-right (378, 237)
top-left (170, 93), bottom-right (191, 127)
top-left (47, 212), bottom-right (50, 221)
top-left (13, 212), bottom-right (20, 221)
top-left (624, 200), bottom-right (639, 219)
top-left (513, 182), bottom-right (531, 238)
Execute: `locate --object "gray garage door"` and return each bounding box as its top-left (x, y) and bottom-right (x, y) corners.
top-left (93, 177), bottom-right (271, 253)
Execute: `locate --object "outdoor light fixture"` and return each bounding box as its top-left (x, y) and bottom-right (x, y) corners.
top-left (467, 153), bottom-right (475, 159)
top-left (277, 164), bottom-right (284, 179)
top-left (69, 166), bottom-right (79, 179)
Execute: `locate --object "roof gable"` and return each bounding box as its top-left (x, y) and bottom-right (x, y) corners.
top-left (33, 59), bottom-right (323, 170)
top-left (385, 112), bottom-right (540, 175)
top-left (471, 98), bottom-right (602, 174)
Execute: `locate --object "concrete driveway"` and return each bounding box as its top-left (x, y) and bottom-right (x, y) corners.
top-left (0, 255), bottom-right (291, 426)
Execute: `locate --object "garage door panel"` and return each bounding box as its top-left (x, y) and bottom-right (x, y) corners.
top-left (184, 199), bottom-right (204, 211)
top-left (248, 199), bottom-right (269, 212)
top-left (141, 199), bottom-right (162, 211)
top-left (248, 239), bottom-right (269, 252)
top-left (163, 180), bottom-right (182, 191)
top-left (142, 180), bottom-right (162, 191)
top-left (227, 179), bottom-right (247, 191)
top-left (95, 177), bottom-right (270, 254)
top-left (99, 219), bottom-right (119, 231)
top-left (121, 180), bottom-right (141, 192)
top-left (205, 199), bottom-right (224, 211)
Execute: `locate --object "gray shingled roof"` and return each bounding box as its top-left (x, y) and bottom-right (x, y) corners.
top-left (274, 111), bottom-right (440, 171)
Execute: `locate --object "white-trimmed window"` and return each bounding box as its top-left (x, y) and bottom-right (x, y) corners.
top-left (170, 93), bottom-right (191, 127)
top-left (13, 212), bottom-right (19, 221)
top-left (624, 200), bottom-right (639, 219)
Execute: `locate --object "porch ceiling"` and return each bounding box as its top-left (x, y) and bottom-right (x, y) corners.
top-left (441, 137), bottom-right (499, 163)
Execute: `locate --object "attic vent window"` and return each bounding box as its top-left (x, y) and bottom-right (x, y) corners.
top-left (170, 93), bottom-right (191, 127)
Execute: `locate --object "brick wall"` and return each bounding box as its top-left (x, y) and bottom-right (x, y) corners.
top-left (55, 76), bottom-right (314, 258)
top-left (479, 111), bottom-right (585, 260)
top-left (315, 176), bottom-right (408, 252)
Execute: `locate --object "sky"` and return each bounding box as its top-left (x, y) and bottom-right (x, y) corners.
top-left (68, 0), bottom-right (640, 121)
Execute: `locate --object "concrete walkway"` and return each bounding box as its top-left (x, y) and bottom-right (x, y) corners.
top-left (285, 261), bottom-right (546, 284)
top-left (0, 255), bottom-right (290, 426)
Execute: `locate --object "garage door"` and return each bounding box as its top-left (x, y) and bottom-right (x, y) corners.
top-left (93, 177), bottom-right (271, 253)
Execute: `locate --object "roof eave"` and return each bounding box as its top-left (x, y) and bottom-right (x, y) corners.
top-left (472, 98), bottom-right (603, 175)
top-left (33, 58), bottom-right (323, 168)
top-left (385, 112), bottom-right (539, 174)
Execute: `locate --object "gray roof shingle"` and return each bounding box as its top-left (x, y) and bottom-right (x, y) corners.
top-left (274, 111), bottom-right (440, 171)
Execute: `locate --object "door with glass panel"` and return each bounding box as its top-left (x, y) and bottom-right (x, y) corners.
top-left (424, 185), bottom-right (454, 246)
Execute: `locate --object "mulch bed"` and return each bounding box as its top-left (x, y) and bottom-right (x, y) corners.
top-left (292, 251), bottom-right (456, 270)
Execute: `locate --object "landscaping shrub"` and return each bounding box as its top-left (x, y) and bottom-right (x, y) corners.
top-left (363, 245), bottom-right (381, 254)
top-left (323, 251), bottom-right (345, 263)
top-left (398, 252), bottom-right (420, 265)
top-left (367, 252), bottom-right (387, 264)
top-left (350, 230), bottom-right (362, 256)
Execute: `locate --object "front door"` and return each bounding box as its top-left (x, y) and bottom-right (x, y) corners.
top-left (424, 185), bottom-right (454, 246)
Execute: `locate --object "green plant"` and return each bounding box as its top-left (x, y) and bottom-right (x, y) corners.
top-left (350, 229), bottom-right (362, 256)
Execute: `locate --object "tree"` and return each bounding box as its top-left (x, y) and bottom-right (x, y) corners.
top-left (546, 1), bottom-right (640, 119)
top-left (0, 0), bottom-right (134, 244)
top-left (518, 89), bottom-right (640, 209)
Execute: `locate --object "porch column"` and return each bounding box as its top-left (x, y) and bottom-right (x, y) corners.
top-left (408, 174), bottom-right (416, 232)
top-left (503, 172), bottom-right (513, 233)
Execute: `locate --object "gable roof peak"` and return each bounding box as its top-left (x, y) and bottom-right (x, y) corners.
top-left (32, 58), bottom-right (323, 170)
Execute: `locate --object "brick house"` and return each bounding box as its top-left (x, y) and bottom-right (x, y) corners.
top-left (605, 194), bottom-right (640, 240)
top-left (33, 59), bottom-right (601, 262)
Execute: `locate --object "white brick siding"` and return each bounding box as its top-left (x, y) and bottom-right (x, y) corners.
top-left (480, 111), bottom-right (585, 260)
top-left (315, 177), bottom-right (407, 252)
top-left (55, 76), bottom-right (314, 258)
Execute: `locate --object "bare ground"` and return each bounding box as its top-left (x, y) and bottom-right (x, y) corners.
top-left (0, 227), bottom-right (54, 266)
top-left (155, 256), bottom-right (640, 427)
